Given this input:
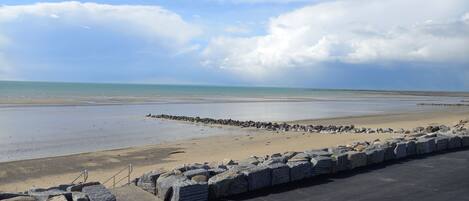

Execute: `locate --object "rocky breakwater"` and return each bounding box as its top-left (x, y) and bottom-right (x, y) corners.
top-left (0, 182), bottom-right (116, 201)
top-left (131, 120), bottom-right (469, 200)
top-left (147, 114), bottom-right (399, 134)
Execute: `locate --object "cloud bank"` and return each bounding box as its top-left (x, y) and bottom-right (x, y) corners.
top-left (202, 0), bottom-right (469, 77)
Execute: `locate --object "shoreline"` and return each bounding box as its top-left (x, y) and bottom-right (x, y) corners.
top-left (1, 108), bottom-right (469, 191)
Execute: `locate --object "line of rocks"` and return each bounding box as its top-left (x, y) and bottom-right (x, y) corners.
top-left (417, 103), bottom-right (469, 107)
top-left (131, 120), bottom-right (469, 200)
top-left (147, 113), bottom-right (454, 134)
top-left (0, 182), bottom-right (116, 201)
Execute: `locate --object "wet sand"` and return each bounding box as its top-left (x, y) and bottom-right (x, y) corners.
top-left (1, 108), bottom-right (469, 191)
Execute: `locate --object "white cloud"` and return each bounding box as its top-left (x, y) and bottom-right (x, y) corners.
top-left (224, 25), bottom-right (251, 34)
top-left (0, 1), bottom-right (201, 47)
top-left (202, 0), bottom-right (469, 77)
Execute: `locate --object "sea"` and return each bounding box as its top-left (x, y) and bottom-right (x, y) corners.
top-left (0, 81), bottom-right (467, 162)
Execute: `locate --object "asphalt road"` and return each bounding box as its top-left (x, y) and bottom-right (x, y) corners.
top-left (226, 149), bottom-right (469, 201)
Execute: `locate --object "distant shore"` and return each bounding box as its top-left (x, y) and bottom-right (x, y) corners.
top-left (1, 108), bottom-right (468, 191)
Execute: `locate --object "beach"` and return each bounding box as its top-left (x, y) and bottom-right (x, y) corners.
top-left (1, 107), bottom-right (469, 191)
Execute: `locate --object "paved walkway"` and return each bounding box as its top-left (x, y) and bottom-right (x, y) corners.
top-left (227, 149), bottom-right (469, 201)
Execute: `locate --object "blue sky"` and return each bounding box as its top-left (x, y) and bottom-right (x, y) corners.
top-left (0, 0), bottom-right (468, 91)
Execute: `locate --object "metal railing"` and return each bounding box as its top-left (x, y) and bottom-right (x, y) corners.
top-left (102, 164), bottom-right (133, 188)
top-left (71, 169), bottom-right (89, 184)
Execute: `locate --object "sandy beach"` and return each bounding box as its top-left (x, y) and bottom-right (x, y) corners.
top-left (1, 107), bottom-right (468, 192)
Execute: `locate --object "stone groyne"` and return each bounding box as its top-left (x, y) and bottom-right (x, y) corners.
top-left (146, 113), bottom-right (452, 134)
top-left (131, 119), bottom-right (469, 200)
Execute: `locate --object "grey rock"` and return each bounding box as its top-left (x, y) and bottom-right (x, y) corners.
top-left (67, 182), bottom-right (101, 192)
top-left (241, 165), bottom-right (271, 191)
top-left (136, 171), bottom-right (162, 195)
top-left (347, 151), bottom-right (367, 169)
top-left (171, 179), bottom-right (208, 201)
top-left (406, 141), bottom-right (417, 156)
top-left (81, 184), bottom-right (116, 201)
top-left (448, 136), bottom-right (462, 149)
top-left (394, 143), bottom-right (407, 159)
top-left (183, 169), bottom-right (209, 179)
top-left (311, 156), bottom-right (332, 175)
top-left (207, 168), bottom-right (226, 177)
top-left (0, 192), bottom-right (28, 200)
top-left (28, 188), bottom-right (71, 201)
top-left (365, 148), bottom-right (385, 165)
top-left (156, 174), bottom-right (187, 201)
top-left (435, 137), bottom-right (449, 152)
top-left (208, 169), bottom-right (248, 199)
top-left (461, 135), bottom-right (469, 147)
top-left (416, 138), bottom-right (435, 155)
top-left (383, 143), bottom-right (397, 161)
top-left (47, 195), bottom-right (67, 201)
top-left (331, 153), bottom-right (349, 173)
top-left (0, 195), bottom-right (35, 201)
top-left (266, 163), bottom-right (290, 186)
top-left (287, 161), bottom-right (312, 181)
top-left (71, 192), bottom-right (89, 201)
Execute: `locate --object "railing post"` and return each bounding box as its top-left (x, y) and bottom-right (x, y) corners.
top-left (113, 176), bottom-right (116, 188)
top-left (128, 164), bottom-right (132, 184)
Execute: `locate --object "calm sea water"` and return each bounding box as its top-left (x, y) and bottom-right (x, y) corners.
top-left (0, 81), bottom-right (466, 162)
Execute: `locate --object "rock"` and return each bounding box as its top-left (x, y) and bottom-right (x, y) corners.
top-left (287, 161), bottom-right (312, 181)
top-left (406, 141), bottom-right (417, 156)
top-left (266, 163), bottom-right (290, 186)
top-left (1, 196), bottom-right (36, 201)
top-left (461, 135), bottom-right (469, 147)
top-left (207, 168), bottom-right (226, 177)
top-left (238, 157), bottom-right (260, 166)
top-left (416, 138), bottom-right (435, 155)
top-left (435, 137), bottom-right (449, 152)
top-left (183, 169), bottom-right (209, 179)
top-left (347, 151), bottom-right (367, 169)
top-left (157, 174), bottom-right (187, 201)
top-left (383, 143), bottom-right (397, 161)
top-left (394, 143), bottom-right (407, 159)
top-left (191, 175), bottom-right (208, 183)
top-left (208, 169), bottom-right (248, 199)
top-left (311, 156), bottom-right (333, 175)
top-left (331, 153), bottom-right (349, 173)
top-left (241, 165), bottom-right (271, 191)
top-left (67, 182), bottom-right (101, 192)
top-left (0, 193), bottom-right (28, 200)
top-left (222, 159), bottom-right (236, 166)
top-left (47, 195), bottom-right (67, 201)
top-left (303, 150), bottom-right (331, 158)
top-left (365, 148), bottom-right (385, 165)
top-left (448, 136), bottom-right (462, 149)
top-left (171, 179), bottom-right (208, 201)
top-left (72, 192), bottom-right (89, 201)
top-left (28, 188), bottom-right (71, 201)
top-left (137, 171), bottom-right (162, 195)
top-left (82, 184), bottom-right (116, 201)
top-left (287, 153), bottom-right (310, 162)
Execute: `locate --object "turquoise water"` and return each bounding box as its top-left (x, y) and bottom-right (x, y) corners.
top-left (0, 81), bottom-right (467, 162)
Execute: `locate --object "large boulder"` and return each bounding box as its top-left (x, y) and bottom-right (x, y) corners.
top-left (183, 169), bottom-right (209, 180)
top-left (0, 195), bottom-right (35, 201)
top-left (241, 165), bottom-right (271, 191)
top-left (394, 143), bottom-right (407, 159)
top-left (265, 163), bottom-right (290, 186)
top-left (71, 192), bottom-right (89, 201)
top-left (416, 138), bottom-right (435, 155)
top-left (365, 148), bottom-right (385, 165)
top-left (0, 193), bottom-right (28, 200)
top-left (435, 137), bottom-right (449, 152)
top-left (137, 171), bottom-right (162, 195)
top-left (28, 188), bottom-right (71, 201)
top-left (157, 174), bottom-right (187, 201)
top-left (208, 169), bottom-right (248, 199)
top-left (81, 184), bottom-right (116, 201)
top-left (67, 182), bottom-right (101, 192)
top-left (383, 143), bottom-right (397, 161)
top-left (448, 136), bottom-right (462, 149)
top-left (311, 156), bottom-right (333, 175)
top-left (171, 179), bottom-right (208, 201)
top-left (331, 153), bottom-right (349, 173)
top-left (406, 141), bottom-right (417, 156)
top-left (461, 135), bottom-right (469, 147)
top-left (47, 195), bottom-right (68, 201)
top-left (347, 151), bottom-right (367, 169)
top-left (286, 161), bottom-right (312, 181)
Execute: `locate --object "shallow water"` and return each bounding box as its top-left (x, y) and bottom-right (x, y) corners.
top-left (0, 81), bottom-right (467, 162)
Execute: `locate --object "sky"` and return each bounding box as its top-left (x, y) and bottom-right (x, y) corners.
top-left (0, 0), bottom-right (468, 91)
